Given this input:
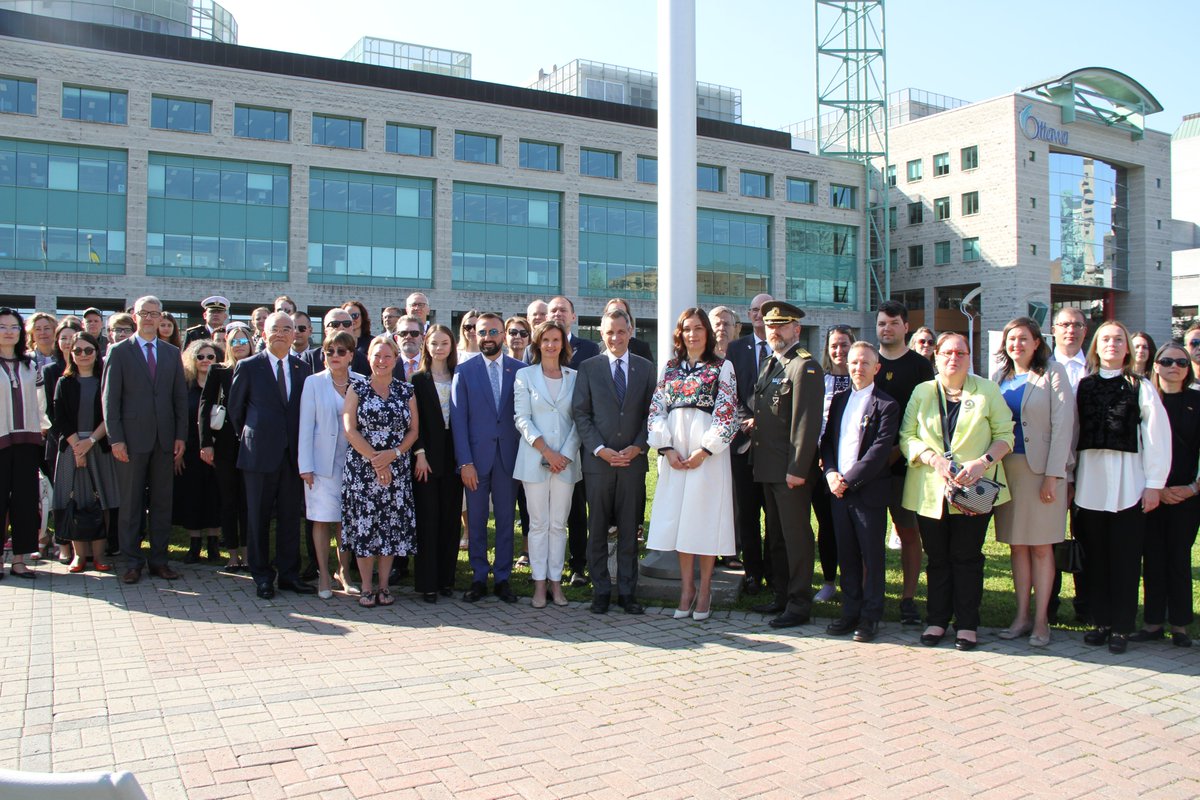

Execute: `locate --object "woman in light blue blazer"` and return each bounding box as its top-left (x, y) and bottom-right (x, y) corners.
top-left (298, 331), bottom-right (358, 599)
top-left (513, 320), bottom-right (581, 608)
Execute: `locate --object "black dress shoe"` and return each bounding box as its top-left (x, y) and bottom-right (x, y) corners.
top-left (256, 583), bottom-right (275, 599)
top-left (278, 580), bottom-right (316, 595)
top-left (1128, 628), bottom-right (1165, 642)
top-left (853, 620), bottom-right (879, 643)
top-left (1172, 632), bottom-right (1193, 648)
top-left (752, 600), bottom-right (786, 615)
top-left (899, 597), bottom-right (921, 626)
top-left (768, 611), bottom-right (809, 629)
top-left (955, 637), bottom-right (977, 651)
top-left (1108, 633), bottom-right (1128, 654)
top-left (617, 595), bottom-right (644, 615)
top-left (300, 565), bottom-right (319, 582)
top-left (463, 581), bottom-right (486, 602)
top-left (740, 576), bottom-right (762, 596)
top-left (826, 617), bottom-right (858, 636)
top-left (422, 592), bottom-right (437, 604)
top-left (1083, 627), bottom-right (1111, 646)
top-left (494, 580), bottom-right (517, 604)
top-left (439, 586), bottom-right (455, 598)
top-left (589, 595), bottom-right (610, 614)
top-left (919, 632), bottom-right (944, 647)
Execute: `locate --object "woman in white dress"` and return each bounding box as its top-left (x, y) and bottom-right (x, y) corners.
top-left (298, 330), bottom-right (358, 599)
top-left (646, 307), bottom-right (738, 621)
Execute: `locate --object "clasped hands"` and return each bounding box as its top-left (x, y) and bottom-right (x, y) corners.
top-left (599, 445), bottom-right (642, 468)
top-left (664, 447), bottom-right (708, 471)
top-left (369, 447), bottom-right (400, 487)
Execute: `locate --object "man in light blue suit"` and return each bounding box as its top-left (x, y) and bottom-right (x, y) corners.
top-left (451, 311), bottom-right (525, 604)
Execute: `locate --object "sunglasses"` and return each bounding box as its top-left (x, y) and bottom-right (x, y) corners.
top-left (477, 328), bottom-right (501, 337)
top-left (1189, 340), bottom-right (1200, 349)
top-left (1156, 357), bottom-right (1190, 368)
top-left (912, 339), bottom-right (934, 346)
top-left (508, 329), bottom-right (530, 338)
top-left (397, 330), bottom-right (422, 338)
top-left (229, 337), bottom-right (250, 346)
top-left (71, 346), bottom-right (96, 356)
top-left (345, 311), bottom-right (360, 319)
top-left (325, 346), bottom-right (352, 357)
top-left (294, 325), bottom-right (309, 333)
top-left (327, 320), bottom-right (354, 329)
top-left (195, 353), bottom-right (217, 361)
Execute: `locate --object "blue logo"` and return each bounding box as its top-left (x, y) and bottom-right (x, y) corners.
top-left (1020, 104), bottom-right (1069, 146)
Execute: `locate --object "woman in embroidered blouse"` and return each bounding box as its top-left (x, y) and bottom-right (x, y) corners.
top-left (1075, 321), bottom-right (1170, 654)
top-left (813, 325), bottom-right (853, 604)
top-left (0, 307), bottom-right (50, 578)
top-left (646, 307), bottom-right (738, 621)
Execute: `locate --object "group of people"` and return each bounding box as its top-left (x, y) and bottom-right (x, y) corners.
top-left (0, 290), bottom-right (1195, 656)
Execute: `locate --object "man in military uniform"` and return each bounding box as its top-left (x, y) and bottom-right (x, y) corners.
top-left (751, 301), bottom-right (825, 629)
top-left (183, 296), bottom-right (229, 346)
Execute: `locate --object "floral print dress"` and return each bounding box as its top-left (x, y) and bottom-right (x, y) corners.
top-left (341, 375), bottom-right (417, 556)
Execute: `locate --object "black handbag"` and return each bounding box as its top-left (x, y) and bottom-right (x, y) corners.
top-left (64, 470), bottom-right (104, 539)
top-left (938, 384), bottom-right (1004, 517)
top-left (1054, 534), bottom-right (1085, 573)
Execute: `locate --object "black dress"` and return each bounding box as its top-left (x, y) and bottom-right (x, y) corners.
top-left (172, 382), bottom-right (221, 529)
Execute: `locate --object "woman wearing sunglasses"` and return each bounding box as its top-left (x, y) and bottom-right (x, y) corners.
top-left (50, 332), bottom-right (119, 573)
top-left (457, 309), bottom-right (480, 364)
top-left (341, 300), bottom-right (373, 355)
top-left (1131, 343), bottom-right (1200, 647)
top-left (174, 341), bottom-right (223, 564)
top-left (200, 322), bottom-right (254, 571)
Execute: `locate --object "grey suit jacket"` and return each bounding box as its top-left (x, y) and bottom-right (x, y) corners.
top-left (101, 336), bottom-right (188, 453)
top-left (572, 351), bottom-right (655, 475)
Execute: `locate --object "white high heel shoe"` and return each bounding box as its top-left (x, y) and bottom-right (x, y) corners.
top-left (692, 593), bottom-right (713, 622)
top-left (673, 595), bottom-right (697, 619)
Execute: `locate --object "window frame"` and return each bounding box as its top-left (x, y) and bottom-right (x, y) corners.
top-left (636, 155), bottom-right (658, 184)
top-left (934, 240), bottom-right (951, 266)
top-left (962, 237), bottom-right (980, 262)
top-left (0, 76), bottom-right (37, 116)
top-left (454, 131), bottom-right (500, 165)
top-left (933, 152), bottom-right (950, 177)
top-left (907, 201), bottom-right (924, 225)
top-left (740, 170), bottom-right (771, 199)
top-left (150, 95), bottom-right (212, 134)
top-left (786, 177), bottom-right (816, 204)
top-left (233, 105), bottom-right (290, 142)
top-left (961, 145), bottom-right (979, 171)
top-left (312, 113), bottom-right (365, 150)
top-left (830, 183), bottom-right (856, 210)
top-left (906, 158), bottom-right (923, 182)
top-left (61, 85), bottom-right (127, 125)
top-left (962, 191), bottom-right (980, 216)
top-left (385, 123), bottom-right (434, 157)
top-left (519, 140), bottom-right (562, 172)
top-left (934, 196), bottom-right (950, 221)
top-left (580, 147), bottom-right (620, 179)
top-left (697, 163), bottom-right (725, 193)
top-left (908, 244), bottom-right (924, 268)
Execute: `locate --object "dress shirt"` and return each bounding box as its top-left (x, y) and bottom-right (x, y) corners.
top-left (592, 350), bottom-right (630, 456)
top-left (837, 384), bottom-right (874, 475)
top-left (1053, 348), bottom-right (1087, 392)
top-left (754, 335), bottom-right (769, 371)
top-left (403, 356), bottom-right (420, 380)
top-left (266, 351), bottom-right (292, 399)
top-left (133, 333), bottom-right (157, 363)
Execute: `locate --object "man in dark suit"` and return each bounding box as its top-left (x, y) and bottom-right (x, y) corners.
top-left (572, 308), bottom-right (654, 615)
top-left (183, 295), bottom-right (229, 347)
top-left (751, 301), bottom-right (824, 628)
top-left (301, 308), bottom-right (370, 376)
top-left (102, 295), bottom-right (188, 584)
top-left (819, 342), bottom-right (899, 642)
top-left (548, 295), bottom-right (600, 586)
top-left (603, 297), bottom-right (652, 361)
top-left (229, 311), bottom-right (314, 599)
top-left (451, 312), bottom-right (525, 603)
top-left (725, 292), bottom-right (776, 594)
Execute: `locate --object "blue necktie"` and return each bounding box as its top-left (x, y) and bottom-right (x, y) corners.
top-left (489, 359), bottom-right (502, 412)
top-left (613, 358), bottom-right (626, 406)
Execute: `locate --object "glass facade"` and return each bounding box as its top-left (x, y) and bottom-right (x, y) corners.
top-left (452, 182), bottom-right (560, 293)
top-left (0, 77), bottom-right (36, 115)
top-left (580, 148), bottom-right (618, 179)
top-left (519, 141), bottom-right (560, 172)
top-left (455, 132), bottom-right (498, 164)
top-left (146, 153), bottom-right (288, 281)
top-left (62, 85), bottom-right (126, 124)
top-left (0, 138), bottom-right (126, 274)
top-left (784, 219), bottom-right (856, 308)
top-left (151, 96), bottom-right (211, 133)
top-left (386, 124), bottom-right (433, 157)
top-left (234, 105), bottom-right (289, 141)
top-left (1049, 153), bottom-right (1127, 289)
top-left (0, 0), bottom-right (239, 44)
top-left (697, 208), bottom-right (769, 303)
top-left (308, 168), bottom-right (433, 288)
top-left (741, 171), bottom-right (770, 198)
top-left (787, 177), bottom-right (815, 204)
top-left (313, 114), bottom-right (363, 149)
top-left (578, 195), bottom-right (657, 299)
top-left (343, 37), bottom-right (471, 78)
top-left (636, 156), bottom-right (657, 184)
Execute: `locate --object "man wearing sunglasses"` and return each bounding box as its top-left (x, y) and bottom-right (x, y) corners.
top-left (299, 308), bottom-right (370, 376)
top-left (394, 315), bottom-right (424, 381)
top-left (291, 311), bottom-right (312, 355)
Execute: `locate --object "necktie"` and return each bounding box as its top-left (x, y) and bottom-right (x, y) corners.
top-left (489, 359), bottom-right (502, 412)
top-left (757, 339), bottom-right (769, 369)
top-left (408, 358), bottom-right (418, 380)
top-left (276, 358), bottom-right (288, 403)
top-left (144, 341), bottom-right (157, 382)
top-left (613, 358), bottom-right (626, 406)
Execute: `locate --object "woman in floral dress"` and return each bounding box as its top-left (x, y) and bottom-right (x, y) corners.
top-left (645, 307), bottom-right (738, 621)
top-left (342, 335), bottom-right (419, 608)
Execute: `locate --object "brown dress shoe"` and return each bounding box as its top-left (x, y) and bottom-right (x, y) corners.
top-left (122, 568), bottom-right (142, 584)
top-left (149, 565), bottom-right (180, 580)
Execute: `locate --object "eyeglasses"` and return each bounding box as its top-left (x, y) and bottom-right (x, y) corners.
top-left (195, 353), bottom-right (217, 361)
top-left (409, 301), bottom-right (429, 308)
top-left (0, 324), bottom-right (22, 333)
top-left (111, 327), bottom-right (133, 335)
top-left (136, 310), bottom-right (161, 319)
top-left (508, 329), bottom-right (530, 338)
top-left (326, 319), bottom-right (354, 329)
top-left (71, 346), bottom-right (96, 356)
top-left (1156, 357), bottom-right (1190, 368)
top-left (938, 350), bottom-right (970, 358)
top-left (477, 328), bottom-right (501, 337)
top-left (1055, 321), bottom-right (1084, 329)
top-left (229, 337), bottom-right (250, 346)
top-left (397, 330), bottom-right (422, 338)
top-left (325, 346), bottom-right (352, 357)
top-left (294, 325), bottom-right (309, 333)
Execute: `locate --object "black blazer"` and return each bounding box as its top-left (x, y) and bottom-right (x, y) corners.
top-left (410, 371), bottom-right (456, 477)
top-left (568, 335), bottom-right (600, 370)
top-left (300, 346), bottom-right (371, 377)
top-left (199, 363), bottom-right (238, 455)
top-left (627, 337), bottom-right (653, 362)
top-left (819, 387), bottom-right (900, 508)
top-left (51, 375), bottom-right (111, 453)
top-left (726, 334), bottom-right (764, 449)
top-left (228, 351), bottom-right (311, 472)
top-left (41, 357), bottom-right (67, 420)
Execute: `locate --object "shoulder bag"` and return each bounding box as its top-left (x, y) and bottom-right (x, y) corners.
top-left (939, 384), bottom-right (1004, 516)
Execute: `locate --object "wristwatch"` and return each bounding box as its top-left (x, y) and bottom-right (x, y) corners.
top-left (983, 453), bottom-right (995, 464)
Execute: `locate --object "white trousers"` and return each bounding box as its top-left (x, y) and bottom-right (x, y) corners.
top-left (522, 477), bottom-right (574, 581)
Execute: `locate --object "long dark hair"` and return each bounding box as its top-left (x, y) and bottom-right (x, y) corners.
top-left (993, 316), bottom-right (1051, 383)
top-left (53, 318), bottom-right (84, 364)
top-left (0, 306), bottom-right (31, 364)
top-left (671, 307), bottom-right (717, 365)
top-left (419, 324), bottom-right (458, 374)
top-left (62, 331), bottom-right (104, 378)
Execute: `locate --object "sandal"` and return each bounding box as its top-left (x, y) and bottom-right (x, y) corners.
top-left (358, 591), bottom-right (377, 608)
top-left (376, 588), bottom-right (394, 607)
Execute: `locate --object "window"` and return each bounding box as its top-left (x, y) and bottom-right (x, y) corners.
top-left (1156, 219), bottom-right (1163, 230)
top-left (786, 177), bottom-right (815, 204)
top-left (578, 195), bottom-right (657, 299)
top-left (888, 206), bottom-right (897, 230)
top-left (698, 209), bottom-right (771, 302)
top-left (313, 114), bottom-right (364, 149)
top-left (906, 159), bottom-right (922, 182)
top-left (580, 148), bottom-right (619, 179)
top-left (520, 141), bottom-right (561, 172)
top-left (1156, 178), bottom-right (1162, 189)
top-left (961, 145), bottom-right (978, 171)
top-left (962, 191), bottom-right (979, 216)
top-left (452, 182), bottom-right (561, 293)
top-left (636, 155), bottom-right (657, 184)
top-left (889, 248), bottom-right (898, 271)
top-left (1031, 197), bottom-right (1037, 209)
top-left (934, 153), bottom-right (949, 177)
top-left (963, 237), bottom-right (980, 262)
top-left (697, 164), bottom-right (724, 193)
top-left (234, 105), bottom-right (289, 141)
top-left (1030, 243), bottom-right (1037, 255)
top-left (934, 196), bottom-right (950, 221)
top-left (0, 77), bottom-right (36, 116)
top-left (62, 86), bottom-right (126, 125)
top-left (151, 96), bottom-right (211, 134)
top-left (1029, 150), bottom-right (1036, 162)
top-left (386, 123), bottom-right (433, 157)
top-left (830, 184), bottom-right (856, 209)
top-left (455, 132), bottom-right (499, 164)
top-left (908, 201), bottom-right (924, 225)
top-left (785, 219), bottom-right (856, 308)
top-left (908, 245), bottom-right (924, 268)
top-left (740, 171), bottom-right (771, 198)
top-left (886, 165), bottom-right (896, 187)
top-left (934, 240), bottom-right (951, 265)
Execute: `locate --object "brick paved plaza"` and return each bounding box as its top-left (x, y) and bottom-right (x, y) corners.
top-left (3, 564), bottom-right (1199, 799)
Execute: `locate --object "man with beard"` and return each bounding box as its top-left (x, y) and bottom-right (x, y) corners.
top-left (395, 315), bottom-right (424, 381)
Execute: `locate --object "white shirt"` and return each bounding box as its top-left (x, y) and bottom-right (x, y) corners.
top-left (1053, 348), bottom-right (1088, 392)
top-left (1073, 370), bottom-right (1171, 513)
top-left (837, 384), bottom-right (874, 475)
top-left (592, 350), bottom-right (630, 455)
top-left (753, 335), bottom-right (769, 371)
top-left (267, 351), bottom-right (292, 399)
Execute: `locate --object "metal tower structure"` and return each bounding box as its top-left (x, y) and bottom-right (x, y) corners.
top-left (815, 0), bottom-right (889, 312)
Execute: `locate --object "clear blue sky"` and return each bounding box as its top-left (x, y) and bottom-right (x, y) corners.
top-left (220, 0), bottom-right (1197, 133)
